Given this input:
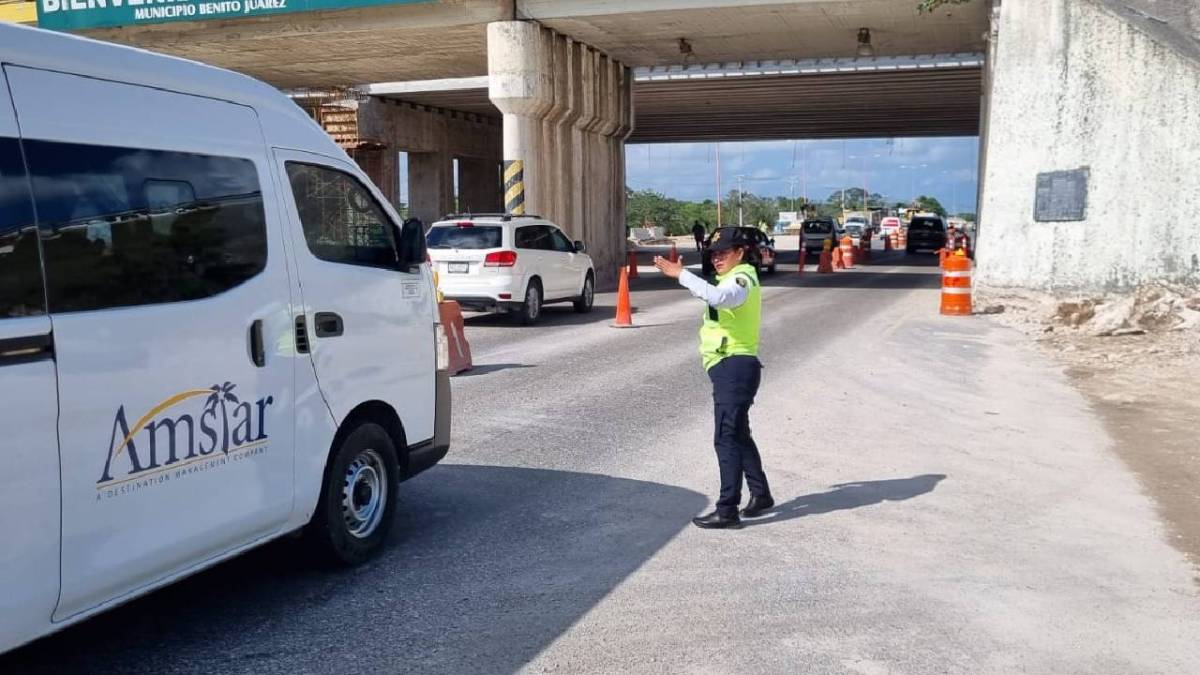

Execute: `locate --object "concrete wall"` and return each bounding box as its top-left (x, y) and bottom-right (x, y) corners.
top-left (977, 0), bottom-right (1200, 292)
top-left (356, 98), bottom-right (503, 226)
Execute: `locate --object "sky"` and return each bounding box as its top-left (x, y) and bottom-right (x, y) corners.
top-left (624, 137), bottom-right (980, 215)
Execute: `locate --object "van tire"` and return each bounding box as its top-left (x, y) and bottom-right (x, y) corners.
top-left (517, 279), bottom-right (542, 325)
top-left (306, 422), bottom-right (400, 566)
top-left (573, 273), bottom-right (594, 313)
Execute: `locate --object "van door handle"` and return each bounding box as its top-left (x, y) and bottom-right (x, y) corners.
top-left (0, 333), bottom-right (54, 367)
top-left (249, 320), bottom-right (266, 367)
top-left (314, 312), bottom-right (344, 338)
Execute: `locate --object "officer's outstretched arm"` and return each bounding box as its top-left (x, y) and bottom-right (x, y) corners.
top-left (677, 270), bottom-right (749, 309)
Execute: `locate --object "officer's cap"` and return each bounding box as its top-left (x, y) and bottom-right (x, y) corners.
top-left (708, 227), bottom-right (753, 252)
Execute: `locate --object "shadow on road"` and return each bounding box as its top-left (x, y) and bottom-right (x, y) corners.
top-left (455, 362), bottom-right (536, 377)
top-left (464, 305), bottom-right (617, 328)
top-left (4, 465), bottom-right (706, 674)
top-left (745, 474), bottom-right (947, 527)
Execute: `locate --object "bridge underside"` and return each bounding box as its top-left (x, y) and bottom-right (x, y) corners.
top-left (367, 62), bottom-right (982, 143)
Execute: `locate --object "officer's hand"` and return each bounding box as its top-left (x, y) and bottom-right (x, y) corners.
top-left (653, 255), bottom-right (685, 279)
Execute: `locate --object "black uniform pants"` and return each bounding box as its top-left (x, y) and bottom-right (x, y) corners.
top-left (707, 355), bottom-right (770, 516)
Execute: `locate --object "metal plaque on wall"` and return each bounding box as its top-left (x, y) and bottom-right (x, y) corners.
top-left (1034, 168), bottom-right (1089, 222)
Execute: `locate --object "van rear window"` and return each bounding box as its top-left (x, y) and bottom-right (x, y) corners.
top-left (803, 221), bottom-right (833, 234)
top-left (428, 226), bottom-right (502, 250)
top-left (909, 219), bottom-right (945, 232)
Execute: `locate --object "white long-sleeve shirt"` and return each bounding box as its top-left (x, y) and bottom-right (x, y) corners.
top-left (677, 269), bottom-right (750, 309)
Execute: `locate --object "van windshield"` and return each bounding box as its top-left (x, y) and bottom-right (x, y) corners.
top-left (427, 225), bottom-right (502, 249)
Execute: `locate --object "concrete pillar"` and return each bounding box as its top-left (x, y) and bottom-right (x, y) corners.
top-left (350, 147), bottom-right (398, 207)
top-left (487, 21), bottom-right (633, 288)
top-left (488, 21), bottom-right (553, 215)
top-left (457, 157), bottom-right (502, 214)
top-left (408, 151), bottom-right (453, 226)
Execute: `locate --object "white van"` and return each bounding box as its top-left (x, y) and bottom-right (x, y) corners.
top-left (0, 24), bottom-right (450, 653)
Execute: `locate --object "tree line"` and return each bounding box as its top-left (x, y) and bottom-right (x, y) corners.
top-left (627, 187), bottom-right (962, 235)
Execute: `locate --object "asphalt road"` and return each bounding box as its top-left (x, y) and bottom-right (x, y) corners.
top-left (6, 245), bottom-right (1199, 674)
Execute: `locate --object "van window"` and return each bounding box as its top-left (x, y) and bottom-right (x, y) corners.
top-left (22, 140), bottom-right (267, 314)
top-left (0, 137), bottom-right (44, 318)
top-left (286, 162), bottom-right (399, 269)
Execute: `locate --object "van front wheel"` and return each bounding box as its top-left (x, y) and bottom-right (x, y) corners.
top-left (307, 422), bottom-right (400, 566)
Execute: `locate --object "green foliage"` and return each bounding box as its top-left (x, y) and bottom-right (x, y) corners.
top-left (626, 188), bottom-right (718, 235)
top-left (913, 195), bottom-right (948, 216)
top-left (955, 212), bottom-right (977, 222)
top-left (917, 0), bottom-right (973, 14)
top-left (824, 187), bottom-right (886, 211)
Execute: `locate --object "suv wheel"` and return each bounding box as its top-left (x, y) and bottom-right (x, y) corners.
top-left (517, 280), bottom-right (542, 325)
top-left (573, 273), bottom-right (594, 313)
top-left (306, 422), bottom-right (399, 566)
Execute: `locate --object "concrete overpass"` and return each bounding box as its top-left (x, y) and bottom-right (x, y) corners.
top-left (42, 0), bottom-right (1199, 291)
top-left (61, 0), bottom-right (988, 284)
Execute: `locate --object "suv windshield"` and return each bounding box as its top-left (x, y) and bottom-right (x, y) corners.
top-left (427, 225), bottom-right (502, 249)
top-left (803, 220), bottom-right (833, 234)
top-left (845, 224), bottom-right (863, 235)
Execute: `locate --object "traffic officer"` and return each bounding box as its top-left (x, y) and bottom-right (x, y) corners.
top-left (654, 227), bottom-right (774, 529)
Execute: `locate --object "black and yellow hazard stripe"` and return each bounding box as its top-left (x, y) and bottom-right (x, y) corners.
top-left (503, 160), bottom-right (525, 215)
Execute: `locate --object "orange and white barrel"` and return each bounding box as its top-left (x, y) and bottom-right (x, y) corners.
top-left (940, 252), bottom-right (973, 316)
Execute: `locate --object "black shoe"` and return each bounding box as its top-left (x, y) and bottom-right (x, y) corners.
top-left (692, 510), bottom-right (741, 529)
top-left (740, 495), bottom-right (775, 518)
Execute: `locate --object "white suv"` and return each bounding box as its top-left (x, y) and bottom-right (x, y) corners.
top-left (427, 215), bottom-right (595, 324)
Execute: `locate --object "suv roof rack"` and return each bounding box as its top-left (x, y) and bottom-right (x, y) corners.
top-left (440, 213), bottom-right (542, 222)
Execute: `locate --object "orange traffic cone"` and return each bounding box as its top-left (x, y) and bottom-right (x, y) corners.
top-left (832, 246), bottom-right (845, 270)
top-left (667, 241), bottom-right (679, 263)
top-left (626, 250), bottom-right (639, 279)
top-left (797, 248), bottom-right (807, 275)
top-left (840, 236), bottom-right (855, 269)
top-left (613, 266), bottom-right (633, 328)
top-left (884, 234), bottom-right (892, 251)
top-left (818, 247), bottom-right (833, 273)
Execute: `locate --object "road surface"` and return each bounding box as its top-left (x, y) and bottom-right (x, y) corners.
top-left (6, 246), bottom-right (1199, 674)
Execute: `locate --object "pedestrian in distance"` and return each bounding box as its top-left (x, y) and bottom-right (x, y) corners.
top-left (653, 227), bottom-right (774, 529)
top-left (691, 220), bottom-right (706, 253)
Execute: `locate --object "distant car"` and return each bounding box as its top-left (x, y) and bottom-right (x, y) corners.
top-left (801, 218), bottom-right (839, 254)
top-left (880, 216), bottom-right (902, 236)
top-left (701, 226), bottom-right (776, 277)
top-left (843, 224), bottom-right (864, 246)
top-left (905, 216), bottom-right (949, 253)
top-left (427, 214), bottom-right (595, 324)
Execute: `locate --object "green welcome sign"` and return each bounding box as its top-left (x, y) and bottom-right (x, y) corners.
top-left (38, 0), bottom-right (433, 31)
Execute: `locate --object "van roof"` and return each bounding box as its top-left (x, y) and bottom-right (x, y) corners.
top-left (0, 23), bottom-right (342, 157)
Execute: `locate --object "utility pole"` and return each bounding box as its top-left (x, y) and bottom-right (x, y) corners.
top-left (735, 174), bottom-right (746, 226)
top-left (715, 143), bottom-right (722, 226)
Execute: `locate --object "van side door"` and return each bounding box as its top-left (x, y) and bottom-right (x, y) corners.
top-left (273, 150), bottom-right (436, 448)
top-left (0, 68), bottom-right (60, 652)
top-left (6, 66), bottom-right (297, 621)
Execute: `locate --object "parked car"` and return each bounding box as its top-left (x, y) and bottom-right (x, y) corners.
top-left (801, 218), bottom-right (839, 254)
top-left (427, 214), bottom-right (595, 324)
top-left (906, 215), bottom-right (949, 253)
top-left (0, 23), bottom-right (450, 654)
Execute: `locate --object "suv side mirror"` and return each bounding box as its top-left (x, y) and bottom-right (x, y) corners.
top-left (396, 217), bottom-right (426, 272)
top-left (574, 240), bottom-right (587, 254)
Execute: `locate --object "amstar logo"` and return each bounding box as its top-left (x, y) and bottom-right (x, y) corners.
top-left (99, 382), bottom-right (274, 485)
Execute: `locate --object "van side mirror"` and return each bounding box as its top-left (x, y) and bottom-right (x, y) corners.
top-left (574, 240), bottom-right (587, 254)
top-left (396, 217), bottom-right (426, 272)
